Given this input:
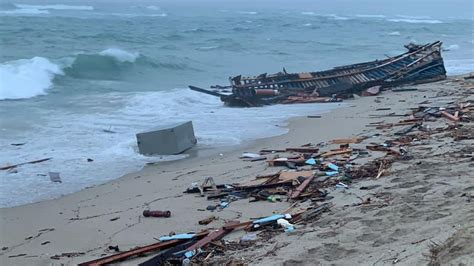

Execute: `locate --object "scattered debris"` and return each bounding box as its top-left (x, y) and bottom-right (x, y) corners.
top-left (79, 75), bottom-right (474, 265)
top-left (49, 172), bottom-right (62, 183)
top-left (198, 216), bottom-right (217, 225)
top-left (0, 157), bottom-right (52, 171)
top-left (10, 143), bottom-right (26, 146)
top-left (143, 210), bottom-right (171, 218)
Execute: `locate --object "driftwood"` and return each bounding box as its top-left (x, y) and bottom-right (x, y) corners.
top-left (0, 158), bottom-right (52, 171)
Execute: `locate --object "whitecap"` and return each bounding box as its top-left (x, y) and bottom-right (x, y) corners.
top-left (196, 46), bottom-right (219, 51)
top-left (323, 14), bottom-right (349, 20)
top-left (301, 12), bottom-right (349, 20)
top-left (396, 15), bottom-right (431, 19)
top-left (237, 11), bottom-right (258, 15)
top-left (356, 14), bottom-right (386, 18)
top-left (387, 18), bottom-right (442, 24)
top-left (15, 4), bottom-right (94, 10)
top-left (146, 5), bottom-right (160, 11)
top-left (99, 48), bottom-right (140, 63)
top-left (388, 31), bottom-right (401, 36)
top-left (303, 23), bottom-right (312, 27)
top-left (0, 8), bottom-right (49, 15)
top-left (0, 57), bottom-right (63, 100)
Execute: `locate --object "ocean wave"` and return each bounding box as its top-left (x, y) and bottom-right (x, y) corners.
top-left (146, 5), bottom-right (160, 11)
top-left (300, 12), bottom-right (349, 20)
top-left (445, 44), bottom-right (460, 51)
top-left (388, 31), bottom-right (401, 36)
top-left (0, 7), bottom-right (49, 15)
top-left (356, 14), bottom-right (386, 18)
top-left (99, 48), bottom-right (140, 63)
top-left (387, 18), bottom-right (442, 24)
top-left (396, 15), bottom-right (431, 19)
top-left (112, 12), bottom-right (167, 17)
top-left (0, 57), bottom-right (63, 100)
top-left (196, 46), bottom-right (219, 51)
top-left (64, 48), bottom-right (142, 79)
top-left (237, 11), bottom-right (258, 15)
top-left (14, 4), bottom-right (94, 10)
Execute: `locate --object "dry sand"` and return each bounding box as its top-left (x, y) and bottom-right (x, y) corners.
top-left (0, 75), bottom-right (473, 265)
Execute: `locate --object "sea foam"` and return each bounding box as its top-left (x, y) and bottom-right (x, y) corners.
top-left (0, 7), bottom-right (49, 15)
top-left (15, 4), bottom-right (94, 10)
top-left (0, 57), bottom-right (63, 100)
top-left (99, 48), bottom-right (140, 63)
top-left (356, 14), bottom-right (386, 18)
top-left (387, 18), bottom-right (442, 24)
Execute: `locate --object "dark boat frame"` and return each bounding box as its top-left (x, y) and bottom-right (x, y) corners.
top-left (190, 41), bottom-right (446, 107)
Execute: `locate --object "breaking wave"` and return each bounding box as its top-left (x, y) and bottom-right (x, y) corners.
top-left (0, 57), bottom-right (63, 100)
top-left (300, 12), bottom-right (349, 20)
top-left (15, 4), bottom-right (94, 10)
top-left (356, 14), bottom-right (386, 18)
top-left (0, 3), bottom-right (93, 15)
top-left (387, 18), bottom-right (443, 24)
top-left (99, 48), bottom-right (140, 63)
top-left (237, 11), bottom-right (258, 15)
top-left (64, 48), bottom-right (143, 79)
top-left (388, 31), bottom-right (401, 36)
top-left (1, 48), bottom-right (159, 99)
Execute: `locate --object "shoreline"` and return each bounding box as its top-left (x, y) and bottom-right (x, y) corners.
top-left (1, 74), bottom-right (473, 265)
top-left (0, 101), bottom-right (342, 210)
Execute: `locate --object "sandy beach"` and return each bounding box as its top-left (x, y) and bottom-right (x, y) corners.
top-left (1, 74), bottom-right (473, 265)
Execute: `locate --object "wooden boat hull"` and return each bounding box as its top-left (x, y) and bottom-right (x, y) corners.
top-left (189, 41), bottom-right (446, 107)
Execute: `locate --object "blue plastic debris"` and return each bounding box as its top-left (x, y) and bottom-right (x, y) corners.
top-left (253, 213), bottom-right (291, 225)
top-left (326, 171), bottom-right (339, 176)
top-left (305, 158), bottom-right (316, 165)
top-left (184, 250), bottom-right (196, 258)
top-left (220, 202), bottom-right (229, 208)
top-left (327, 163), bottom-right (339, 171)
top-left (159, 233), bottom-right (196, 241)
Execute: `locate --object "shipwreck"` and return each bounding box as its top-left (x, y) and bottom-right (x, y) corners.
top-left (190, 41), bottom-right (446, 107)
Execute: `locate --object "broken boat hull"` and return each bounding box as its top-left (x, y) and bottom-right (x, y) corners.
top-left (189, 41), bottom-right (446, 107)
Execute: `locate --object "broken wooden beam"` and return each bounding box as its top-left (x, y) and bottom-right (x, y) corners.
top-left (330, 137), bottom-right (365, 144)
top-left (186, 221), bottom-right (250, 252)
top-left (0, 157), bottom-right (52, 171)
top-left (441, 111), bottom-right (460, 122)
top-left (285, 147), bottom-right (319, 153)
top-left (289, 175), bottom-right (316, 199)
top-left (78, 232), bottom-right (208, 266)
top-left (320, 148), bottom-right (352, 158)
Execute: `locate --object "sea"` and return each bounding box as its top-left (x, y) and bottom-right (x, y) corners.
top-left (1, 0), bottom-right (473, 207)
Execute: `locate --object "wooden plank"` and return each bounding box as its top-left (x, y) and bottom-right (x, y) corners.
top-left (78, 232), bottom-right (208, 266)
top-left (320, 148), bottom-right (352, 158)
top-left (330, 137), bottom-right (364, 144)
top-left (441, 111), bottom-right (460, 122)
top-left (0, 157), bottom-right (52, 171)
top-left (285, 147), bottom-right (319, 153)
top-left (289, 175), bottom-right (316, 199)
top-left (186, 221), bottom-right (250, 252)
